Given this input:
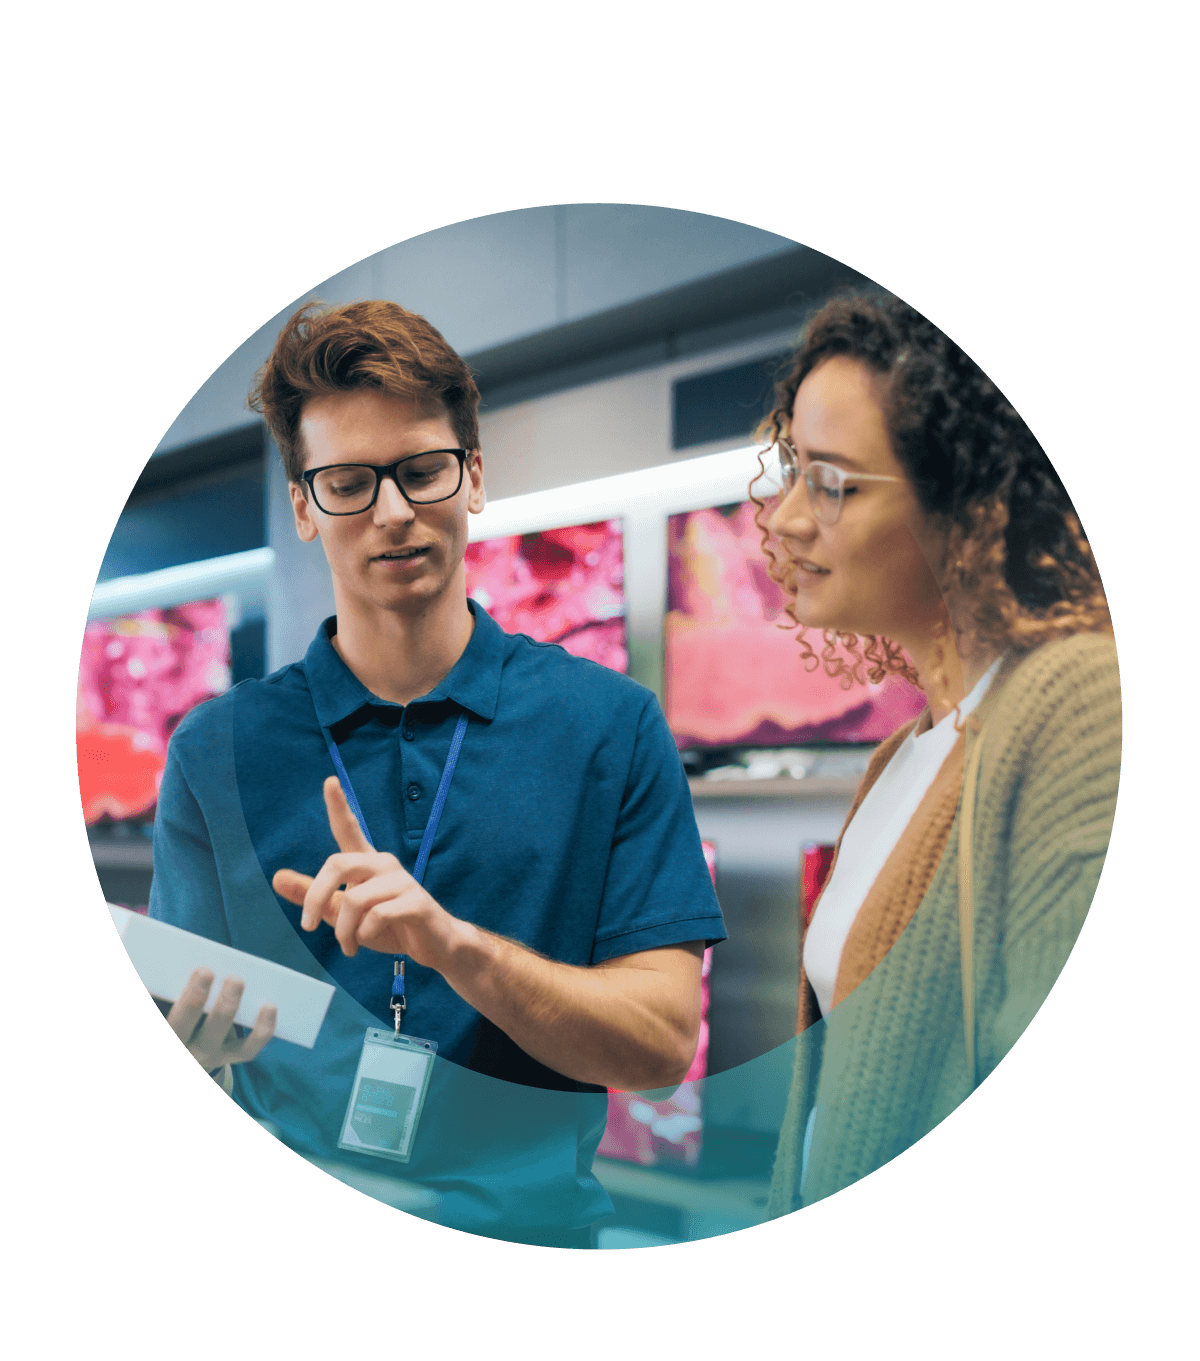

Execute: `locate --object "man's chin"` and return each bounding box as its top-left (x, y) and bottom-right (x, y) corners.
top-left (381, 578), bottom-right (455, 613)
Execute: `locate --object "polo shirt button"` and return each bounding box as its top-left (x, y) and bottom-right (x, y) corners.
top-left (402, 729), bottom-right (415, 741)
top-left (407, 784), bottom-right (421, 801)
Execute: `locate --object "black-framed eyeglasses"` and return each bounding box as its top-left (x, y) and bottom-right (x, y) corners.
top-left (301, 449), bottom-right (472, 515)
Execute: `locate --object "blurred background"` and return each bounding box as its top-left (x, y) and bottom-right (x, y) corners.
top-left (83, 203), bottom-right (912, 1244)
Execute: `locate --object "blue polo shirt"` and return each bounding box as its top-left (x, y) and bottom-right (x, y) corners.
top-left (149, 602), bottom-right (725, 1241)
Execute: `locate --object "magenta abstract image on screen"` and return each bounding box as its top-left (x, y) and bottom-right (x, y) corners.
top-left (464, 519), bottom-right (627, 672)
top-left (77, 600), bottom-right (231, 825)
top-left (666, 501), bottom-right (926, 747)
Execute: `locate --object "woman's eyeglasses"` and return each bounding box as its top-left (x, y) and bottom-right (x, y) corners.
top-left (761, 441), bottom-right (902, 525)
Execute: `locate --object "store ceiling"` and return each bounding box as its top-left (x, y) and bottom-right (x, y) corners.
top-left (150, 205), bottom-right (874, 459)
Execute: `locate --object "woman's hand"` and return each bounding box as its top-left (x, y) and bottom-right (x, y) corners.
top-left (165, 968), bottom-right (277, 1071)
top-left (272, 776), bottom-right (465, 968)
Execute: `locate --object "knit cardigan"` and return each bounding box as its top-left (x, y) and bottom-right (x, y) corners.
top-left (767, 630), bottom-right (1121, 1215)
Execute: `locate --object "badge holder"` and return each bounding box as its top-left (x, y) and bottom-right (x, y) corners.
top-left (339, 971), bottom-right (438, 1163)
top-left (325, 714), bottom-right (468, 1166)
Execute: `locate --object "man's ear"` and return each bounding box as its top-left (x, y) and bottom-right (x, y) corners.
top-left (466, 451), bottom-right (486, 514)
top-left (290, 481), bottom-right (320, 543)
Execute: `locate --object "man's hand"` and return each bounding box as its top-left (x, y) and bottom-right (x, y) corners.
top-left (272, 776), bottom-right (465, 967)
top-left (272, 775), bottom-right (703, 1090)
top-left (165, 969), bottom-right (277, 1071)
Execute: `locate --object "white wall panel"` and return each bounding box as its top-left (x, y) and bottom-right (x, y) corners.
top-left (476, 323), bottom-right (796, 500)
top-left (560, 203), bottom-right (794, 320)
top-left (154, 206), bottom-right (796, 457)
top-left (368, 207), bottom-right (560, 352)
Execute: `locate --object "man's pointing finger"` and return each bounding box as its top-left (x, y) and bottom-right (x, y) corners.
top-left (324, 775), bottom-right (373, 854)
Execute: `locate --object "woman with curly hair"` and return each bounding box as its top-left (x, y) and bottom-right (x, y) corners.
top-left (757, 294), bottom-right (1120, 1214)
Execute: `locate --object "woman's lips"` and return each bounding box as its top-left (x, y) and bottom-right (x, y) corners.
top-left (786, 558), bottom-right (830, 588)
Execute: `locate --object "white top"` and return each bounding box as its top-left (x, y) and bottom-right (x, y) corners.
top-left (804, 657), bottom-right (1005, 1017)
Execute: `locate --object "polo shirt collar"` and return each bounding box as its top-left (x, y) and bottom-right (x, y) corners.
top-left (303, 599), bottom-right (504, 730)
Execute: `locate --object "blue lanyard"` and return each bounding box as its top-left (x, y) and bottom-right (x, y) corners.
top-left (320, 710), bottom-right (469, 1027)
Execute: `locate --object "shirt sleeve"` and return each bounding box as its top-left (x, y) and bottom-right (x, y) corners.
top-left (589, 693), bottom-right (726, 964)
top-left (148, 739), bottom-right (233, 946)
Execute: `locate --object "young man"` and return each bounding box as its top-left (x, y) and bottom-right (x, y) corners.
top-left (150, 299), bottom-right (726, 1247)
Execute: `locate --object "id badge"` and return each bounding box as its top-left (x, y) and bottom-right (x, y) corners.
top-left (338, 1029), bottom-right (437, 1163)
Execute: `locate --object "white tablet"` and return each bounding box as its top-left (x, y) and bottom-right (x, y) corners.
top-left (109, 904), bottom-right (335, 1048)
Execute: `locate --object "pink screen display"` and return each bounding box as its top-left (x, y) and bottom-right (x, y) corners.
top-left (463, 520), bottom-right (627, 671)
top-left (665, 501), bottom-right (926, 748)
top-left (77, 600), bottom-right (231, 825)
top-left (79, 520), bottom-right (626, 828)
top-left (596, 840), bottom-right (716, 1170)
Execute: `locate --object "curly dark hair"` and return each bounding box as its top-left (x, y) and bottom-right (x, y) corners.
top-left (754, 294), bottom-right (1111, 687)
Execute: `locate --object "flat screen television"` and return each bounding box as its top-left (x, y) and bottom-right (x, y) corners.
top-left (464, 518), bottom-right (627, 672)
top-left (78, 599), bottom-right (232, 827)
top-left (665, 501), bottom-right (926, 749)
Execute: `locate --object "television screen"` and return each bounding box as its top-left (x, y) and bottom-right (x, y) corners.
top-left (596, 840), bottom-right (716, 1170)
top-left (78, 599), bottom-right (232, 826)
top-left (665, 501), bottom-right (926, 748)
top-left (464, 519), bottom-right (627, 672)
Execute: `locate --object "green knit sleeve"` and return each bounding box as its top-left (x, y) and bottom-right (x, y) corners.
top-left (980, 634), bottom-right (1122, 1071)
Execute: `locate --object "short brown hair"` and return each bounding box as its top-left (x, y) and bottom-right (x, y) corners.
top-left (250, 299), bottom-right (481, 482)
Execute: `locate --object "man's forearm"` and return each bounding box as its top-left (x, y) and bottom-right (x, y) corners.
top-left (432, 919), bottom-right (702, 1091)
top-left (273, 825), bottom-right (704, 1090)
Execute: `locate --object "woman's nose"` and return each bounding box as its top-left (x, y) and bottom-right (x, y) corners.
top-left (767, 484), bottom-right (818, 541)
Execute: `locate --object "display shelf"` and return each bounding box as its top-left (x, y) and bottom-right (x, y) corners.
top-left (689, 772), bottom-right (861, 800)
top-left (468, 443), bottom-right (773, 541)
top-left (84, 774), bottom-right (858, 863)
top-left (88, 545), bottom-right (274, 621)
top-left (89, 840), bottom-right (154, 870)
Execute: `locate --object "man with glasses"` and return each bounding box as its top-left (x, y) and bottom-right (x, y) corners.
top-left (149, 299), bottom-right (725, 1248)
